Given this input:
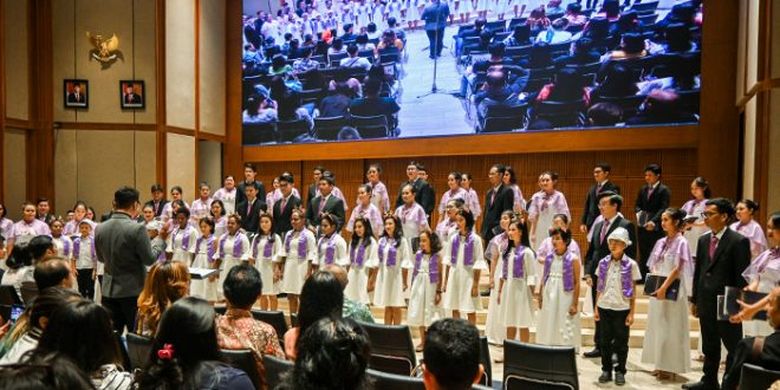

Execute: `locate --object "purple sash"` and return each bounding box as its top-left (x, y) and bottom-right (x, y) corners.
top-left (378, 238), bottom-right (397, 267)
top-left (61, 238), bottom-right (72, 258)
top-left (197, 235), bottom-right (217, 263)
top-left (220, 232), bottom-right (244, 258)
top-left (174, 226), bottom-right (192, 250)
top-left (350, 240), bottom-right (367, 267)
top-left (285, 230), bottom-right (308, 260)
top-left (319, 234), bottom-right (337, 265)
top-left (596, 256), bottom-right (634, 297)
top-left (73, 237), bottom-right (96, 261)
top-left (413, 251), bottom-right (439, 284)
top-left (451, 233), bottom-right (475, 266)
top-left (252, 235), bottom-right (274, 260)
top-left (543, 252), bottom-right (574, 292)
top-left (502, 245), bottom-right (526, 280)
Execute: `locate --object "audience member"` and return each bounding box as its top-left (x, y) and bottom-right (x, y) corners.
top-left (243, 94), bottom-right (279, 124)
top-left (324, 264), bottom-right (375, 323)
top-left (339, 44), bottom-right (372, 71)
top-left (349, 78), bottom-right (401, 130)
top-left (553, 38), bottom-right (601, 66)
top-left (504, 24), bottom-right (532, 47)
top-left (519, 42), bottom-right (552, 69)
top-left (0, 353), bottom-right (94, 390)
top-left (475, 71), bottom-right (521, 124)
top-left (33, 256), bottom-right (76, 290)
top-left (337, 126), bottom-right (362, 141)
top-left (283, 270), bottom-right (344, 360)
top-left (536, 67), bottom-right (590, 104)
top-left (135, 260), bottom-right (190, 337)
top-left (319, 82), bottom-right (355, 117)
top-left (269, 54), bottom-right (293, 77)
top-left (458, 42), bottom-right (510, 98)
top-left (355, 34), bottom-right (376, 52)
top-left (592, 63), bottom-right (639, 98)
top-left (1, 246), bottom-right (34, 301)
top-left (535, 18), bottom-right (572, 44)
top-left (601, 33), bottom-right (648, 62)
top-left (527, 6), bottom-right (551, 33)
top-left (587, 103), bottom-right (623, 126)
top-left (292, 47), bottom-right (319, 75)
top-left (377, 29), bottom-right (404, 52)
top-left (564, 2), bottom-right (587, 27)
top-left (137, 297), bottom-right (255, 389)
top-left (270, 76), bottom-right (313, 126)
top-left (626, 90), bottom-right (697, 125)
top-left (422, 318), bottom-right (484, 390)
top-left (328, 38), bottom-right (346, 56)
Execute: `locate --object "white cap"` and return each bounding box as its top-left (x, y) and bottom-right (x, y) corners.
top-left (607, 227), bottom-right (632, 246)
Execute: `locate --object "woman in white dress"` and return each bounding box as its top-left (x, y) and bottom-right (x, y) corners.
top-left (536, 228), bottom-right (582, 352)
top-left (373, 215), bottom-right (414, 325)
top-left (212, 175), bottom-right (238, 215)
top-left (166, 208), bottom-right (199, 266)
top-left (461, 173), bottom-right (482, 220)
top-left (408, 230), bottom-right (445, 351)
top-left (312, 214), bottom-right (350, 271)
top-left (681, 177), bottom-right (710, 259)
top-left (160, 186), bottom-right (190, 225)
top-left (210, 200), bottom-right (228, 238)
top-left (475, 0), bottom-right (488, 20)
top-left (348, 184), bottom-right (384, 238)
top-left (740, 212), bottom-right (780, 337)
top-left (437, 172), bottom-right (468, 228)
top-left (528, 171), bottom-right (571, 249)
top-left (436, 198), bottom-right (464, 245)
top-left (641, 208), bottom-right (693, 379)
top-left (443, 209), bottom-right (486, 325)
top-left (386, 0), bottom-right (403, 24)
top-left (485, 211), bottom-right (513, 344)
top-left (497, 219), bottom-right (536, 343)
top-left (49, 219), bottom-right (73, 260)
top-left (192, 218), bottom-right (218, 302)
top-left (503, 166), bottom-right (526, 213)
top-left (249, 213), bottom-right (283, 311)
top-left (345, 217), bottom-right (380, 304)
top-left (356, 0), bottom-right (371, 29)
top-left (395, 184), bottom-right (430, 252)
top-left (731, 199), bottom-right (769, 260)
top-left (213, 215), bottom-right (251, 301)
top-left (279, 209), bottom-right (317, 314)
top-left (535, 214), bottom-right (582, 294)
top-left (366, 164), bottom-right (391, 215)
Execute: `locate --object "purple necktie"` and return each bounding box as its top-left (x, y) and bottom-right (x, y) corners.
top-left (647, 185), bottom-right (655, 201)
top-left (600, 220), bottom-right (610, 244)
top-left (708, 235), bottom-right (718, 261)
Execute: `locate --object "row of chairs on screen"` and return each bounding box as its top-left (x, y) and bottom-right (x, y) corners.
top-left (474, 90), bottom-right (700, 133)
top-left (243, 114), bottom-right (395, 145)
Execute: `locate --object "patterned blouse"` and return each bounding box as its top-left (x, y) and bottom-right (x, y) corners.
top-left (216, 309), bottom-right (285, 389)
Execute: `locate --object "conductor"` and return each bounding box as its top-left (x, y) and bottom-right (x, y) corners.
top-left (421, 0), bottom-right (450, 59)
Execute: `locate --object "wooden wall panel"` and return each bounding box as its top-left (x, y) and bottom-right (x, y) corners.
top-left (768, 90), bottom-right (780, 214)
top-left (4, 0), bottom-right (29, 120)
top-left (165, 0), bottom-right (195, 130)
top-left (199, 0), bottom-right (226, 136)
top-left (133, 0), bottom-right (157, 123)
top-left (3, 129), bottom-right (27, 220)
top-left (166, 133), bottom-right (196, 202)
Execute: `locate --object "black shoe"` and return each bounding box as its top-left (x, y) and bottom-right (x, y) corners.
top-left (480, 289), bottom-right (491, 297)
top-left (598, 371), bottom-right (612, 383)
top-left (681, 381), bottom-right (718, 390)
top-left (615, 372), bottom-right (625, 386)
top-left (583, 348), bottom-right (601, 358)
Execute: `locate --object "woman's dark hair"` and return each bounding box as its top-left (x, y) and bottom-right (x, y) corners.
top-left (504, 219), bottom-right (531, 259)
top-left (665, 23), bottom-right (692, 52)
top-left (0, 202), bottom-right (6, 219)
top-left (356, 34), bottom-right (369, 44)
top-left (296, 271), bottom-right (344, 351)
top-left (171, 186), bottom-right (183, 195)
top-left (174, 207), bottom-right (191, 219)
top-left (692, 176), bottom-right (712, 198)
top-left (585, 17), bottom-right (609, 40)
top-left (272, 53), bottom-right (287, 71)
top-left (420, 230), bottom-right (443, 255)
top-left (549, 227), bottom-right (572, 246)
top-left (199, 217), bottom-right (215, 234)
top-left (27, 235), bottom-right (54, 260)
top-left (598, 63), bottom-right (638, 97)
top-left (663, 207), bottom-right (688, 230)
top-left (738, 199), bottom-right (760, 214)
top-left (281, 317), bottom-right (371, 390)
top-left (0, 352), bottom-right (94, 390)
top-left (332, 38), bottom-right (344, 51)
top-left (551, 67), bottom-right (586, 101)
top-left (511, 24), bottom-right (531, 44)
top-left (381, 215), bottom-right (403, 247)
top-left (769, 212), bottom-right (780, 230)
top-left (503, 166), bottom-right (517, 185)
top-left (601, 0), bottom-right (620, 18)
top-left (462, 172), bottom-right (473, 181)
top-left (616, 11), bottom-right (638, 32)
top-left (367, 22), bottom-right (377, 33)
top-left (210, 199), bottom-right (226, 217)
top-left (455, 209), bottom-right (476, 232)
top-left (6, 245), bottom-right (33, 270)
top-left (448, 171), bottom-right (463, 185)
top-left (552, 213), bottom-right (569, 225)
top-left (30, 300), bottom-right (122, 375)
top-left (621, 33), bottom-right (645, 54)
top-left (137, 297), bottom-right (223, 389)
top-left (350, 217), bottom-right (375, 249)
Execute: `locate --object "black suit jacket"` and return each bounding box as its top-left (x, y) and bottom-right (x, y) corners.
top-left (144, 200), bottom-right (169, 217)
top-left (584, 215), bottom-right (637, 276)
top-left (306, 183), bottom-right (317, 207)
top-left (306, 194), bottom-right (345, 228)
top-left (67, 93), bottom-right (86, 103)
top-left (581, 181), bottom-right (620, 229)
top-left (124, 93), bottom-right (141, 104)
top-left (236, 180), bottom-right (267, 211)
top-left (237, 198), bottom-right (262, 233)
top-left (722, 331), bottom-right (780, 390)
top-left (273, 195), bottom-right (301, 236)
top-left (395, 179), bottom-right (435, 216)
top-left (692, 228), bottom-right (751, 314)
top-left (634, 182), bottom-right (670, 230)
top-left (480, 184), bottom-right (514, 241)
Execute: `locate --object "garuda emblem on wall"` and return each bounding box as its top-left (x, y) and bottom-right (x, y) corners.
top-left (86, 32), bottom-right (123, 68)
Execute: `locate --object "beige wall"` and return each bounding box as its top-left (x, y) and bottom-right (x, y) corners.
top-left (199, 0), bottom-right (226, 136)
top-left (198, 140), bottom-right (222, 193)
top-left (769, 90), bottom-right (780, 214)
top-left (4, 0), bottom-right (29, 120)
top-left (166, 133), bottom-right (196, 203)
top-left (52, 0), bottom-right (157, 123)
top-left (165, 0), bottom-right (196, 130)
top-left (3, 129), bottom-right (27, 220)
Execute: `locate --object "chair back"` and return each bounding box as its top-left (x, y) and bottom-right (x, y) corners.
top-left (676, 89), bottom-right (701, 116)
top-left (590, 94), bottom-right (646, 119)
top-left (251, 310), bottom-right (289, 347)
top-left (367, 369), bottom-right (425, 390)
top-left (739, 363), bottom-right (780, 390)
top-left (479, 337), bottom-right (493, 386)
top-left (358, 49), bottom-right (375, 59)
top-left (242, 122), bottom-right (278, 145)
top-left (126, 332), bottom-right (154, 370)
top-left (314, 116), bottom-right (350, 140)
top-left (277, 119), bottom-right (311, 143)
top-left (19, 281), bottom-right (38, 304)
top-left (214, 306), bottom-right (227, 315)
top-left (629, 0), bottom-right (659, 15)
top-left (263, 354), bottom-right (294, 389)
top-left (503, 340), bottom-right (578, 390)
top-left (485, 20), bottom-right (507, 32)
top-left (299, 88), bottom-right (324, 105)
top-left (220, 349), bottom-right (262, 390)
top-left (535, 100), bottom-right (586, 127)
top-left (508, 17), bottom-right (528, 29)
top-left (329, 52), bottom-right (349, 67)
top-left (480, 104), bottom-right (527, 133)
top-left (351, 114), bottom-right (390, 138)
top-left (361, 322), bottom-right (417, 375)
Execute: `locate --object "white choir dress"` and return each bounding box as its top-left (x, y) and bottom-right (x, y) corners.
top-left (741, 248), bottom-right (780, 337)
top-left (250, 234), bottom-right (283, 295)
top-left (485, 233), bottom-right (509, 344)
top-left (536, 253), bottom-right (581, 352)
top-left (52, 236), bottom-right (73, 260)
top-left (373, 237), bottom-right (413, 308)
top-left (681, 198), bottom-right (708, 259)
top-left (192, 235), bottom-right (218, 301)
top-left (213, 188), bottom-right (238, 215)
top-left (213, 231), bottom-right (251, 299)
top-left (407, 251), bottom-right (445, 327)
top-left (280, 229), bottom-right (318, 295)
top-left (641, 233), bottom-right (692, 373)
top-left (528, 190), bottom-right (570, 248)
top-left (443, 231), bottom-right (487, 314)
top-left (345, 238), bottom-right (380, 304)
top-left (166, 224), bottom-right (199, 266)
top-left (500, 245), bottom-right (536, 328)
top-left (314, 233), bottom-right (350, 267)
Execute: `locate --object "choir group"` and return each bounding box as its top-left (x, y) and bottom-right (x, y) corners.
top-left (1, 160), bottom-right (777, 387)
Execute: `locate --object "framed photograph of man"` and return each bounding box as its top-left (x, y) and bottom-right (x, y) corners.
top-left (119, 80), bottom-right (145, 109)
top-left (64, 79), bottom-right (88, 108)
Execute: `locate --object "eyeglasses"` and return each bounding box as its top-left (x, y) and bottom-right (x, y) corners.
top-left (700, 211), bottom-right (718, 218)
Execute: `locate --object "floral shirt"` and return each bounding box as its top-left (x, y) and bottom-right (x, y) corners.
top-left (343, 298), bottom-right (375, 323)
top-left (216, 309), bottom-right (285, 389)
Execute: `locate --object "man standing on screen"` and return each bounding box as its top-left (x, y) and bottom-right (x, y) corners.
top-left (421, 0), bottom-right (449, 59)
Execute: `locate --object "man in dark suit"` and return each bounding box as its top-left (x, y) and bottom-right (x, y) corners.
top-left (722, 295), bottom-right (780, 389)
top-left (420, 0), bottom-right (450, 59)
top-left (143, 183), bottom-right (168, 217)
top-left (634, 164), bottom-right (670, 279)
top-left (416, 164), bottom-right (436, 221)
top-left (95, 186), bottom-right (167, 333)
top-left (306, 165), bottom-right (326, 206)
top-left (579, 162), bottom-right (620, 235)
top-left (583, 192), bottom-right (637, 358)
top-left (36, 198), bottom-right (55, 225)
top-left (683, 198), bottom-right (751, 390)
top-left (480, 164), bottom-right (514, 243)
top-left (273, 173), bottom-right (301, 236)
top-left (306, 175), bottom-right (345, 231)
top-left (67, 83), bottom-right (86, 104)
top-left (237, 182), bottom-right (262, 234)
top-left (123, 84), bottom-right (142, 105)
top-left (395, 161), bottom-right (435, 218)
top-left (236, 163), bottom-right (267, 210)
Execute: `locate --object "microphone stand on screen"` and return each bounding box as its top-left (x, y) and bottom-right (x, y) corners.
top-left (417, 1), bottom-right (456, 99)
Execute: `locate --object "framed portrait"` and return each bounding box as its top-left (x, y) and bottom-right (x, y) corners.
top-left (119, 80), bottom-right (145, 109)
top-left (63, 79), bottom-right (89, 109)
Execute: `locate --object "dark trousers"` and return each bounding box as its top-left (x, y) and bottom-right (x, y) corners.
top-left (637, 228), bottom-right (663, 279)
top-left (77, 269), bottom-right (95, 300)
top-left (598, 308), bottom-right (630, 373)
top-left (699, 307), bottom-right (742, 385)
top-left (590, 276), bottom-right (601, 345)
top-left (426, 28), bottom-right (445, 58)
top-left (103, 296), bottom-right (139, 334)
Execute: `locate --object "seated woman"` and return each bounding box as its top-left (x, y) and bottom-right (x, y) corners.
top-left (355, 34), bottom-right (376, 54)
top-left (518, 42), bottom-right (552, 69)
top-left (137, 297), bottom-right (255, 389)
top-left (526, 6), bottom-right (551, 34)
top-left (563, 2), bottom-right (587, 27)
top-left (504, 24), bottom-right (532, 47)
top-left (377, 30), bottom-right (404, 52)
top-left (243, 94), bottom-right (278, 124)
top-left (270, 76), bottom-right (314, 127)
top-left (648, 23), bottom-right (699, 55)
top-left (601, 33), bottom-right (647, 62)
top-left (319, 82), bottom-right (355, 118)
top-left (135, 261), bottom-right (191, 337)
top-left (537, 68), bottom-right (590, 103)
top-left (328, 38), bottom-right (347, 57)
top-left (594, 0), bottom-right (621, 22)
top-left (268, 54), bottom-right (293, 77)
top-left (283, 271), bottom-right (344, 360)
top-left (609, 11), bottom-right (639, 37)
top-left (591, 63), bottom-right (639, 99)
